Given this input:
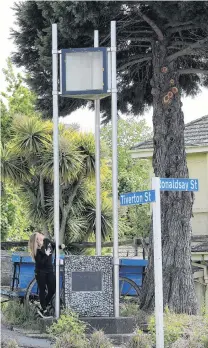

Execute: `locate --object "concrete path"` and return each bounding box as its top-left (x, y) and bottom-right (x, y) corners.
top-left (1, 322), bottom-right (53, 348)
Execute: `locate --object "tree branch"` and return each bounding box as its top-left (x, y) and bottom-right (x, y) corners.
top-left (137, 8), bottom-right (164, 41)
top-left (119, 54), bottom-right (152, 63)
top-left (128, 38), bottom-right (153, 42)
top-left (122, 30), bottom-right (153, 35)
top-left (178, 69), bottom-right (208, 75)
top-left (167, 24), bottom-right (202, 34)
top-left (164, 21), bottom-right (193, 29)
top-left (167, 37), bottom-right (208, 62)
top-left (118, 56), bottom-right (152, 72)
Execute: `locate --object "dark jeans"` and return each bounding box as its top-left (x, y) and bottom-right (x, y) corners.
top-left (35, 270), bottom-right (56, 311)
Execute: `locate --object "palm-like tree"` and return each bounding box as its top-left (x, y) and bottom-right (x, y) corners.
top-left (1, 115), bottom-right (112, 244)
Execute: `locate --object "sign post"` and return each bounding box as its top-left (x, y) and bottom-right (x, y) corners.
top-left (152, 177), bottom-right (164, 348)
top-left (52, 23), bottom-right (60, 319)
top-left (94, 30), bottom-right (101, 256)
top-left (111, 20), bottom-right (119, 318)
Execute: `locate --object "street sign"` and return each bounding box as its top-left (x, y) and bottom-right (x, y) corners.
top-left (160, 178), bottom-right (199, 192)
top-left (120, 190), bottom-right (155, 206)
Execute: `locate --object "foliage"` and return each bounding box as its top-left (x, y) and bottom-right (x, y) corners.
top-left (88, 331), bottom-right (113, 348)
top-left (127, 329), bottom-right (153, 348)
top-left (0, 184), bottom-right (31, 241)
top-left (0, 100), bottom-right (12, 145)
top-left (0, 59), bottom-right (36, 144)
top-left (1, 115), bottom-right (112, 243)
top-left (1, 58), bottom-right (36, 116)
top-left (47, 310), bottom-right (86, 339)
top-left (101, 117), bottom-right (151, 194)
top-left (101, 117), bottom-right (152, 239)
top-left (1, 300), bottom-right (40, 330)
top-left (125, 309), bottom-right (208, 348)
top-left (11, 2), bottom-right (208, 119)
top-left (148, 308), bottom-right (208, 347)
top-left (54, 334), bottom-right (87, 348)
top-left (48, 311), bottom-right (114, 348)
top-left (120, 302), bottom-right (140, 317)
top-left (1, 340), bottom-right (19, 348)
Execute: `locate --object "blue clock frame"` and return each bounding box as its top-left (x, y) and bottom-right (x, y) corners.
top-left (61, 47), bottom-right (109, 98)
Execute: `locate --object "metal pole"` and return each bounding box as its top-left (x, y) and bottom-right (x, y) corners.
top-left (94, 30), bottom-right (101, 256)
top-left (111, 21), bottom-right (119, 318)
top-left (152, 177), bottom-right (164, 348)
top-left (52, 23), bottom-right (60, 319)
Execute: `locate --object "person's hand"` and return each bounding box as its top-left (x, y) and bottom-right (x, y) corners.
top-left (45, 248), bottom-right (52, 256)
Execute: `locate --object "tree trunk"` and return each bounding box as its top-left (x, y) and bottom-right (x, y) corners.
top-left (140, 42), bottom-right (198, 314)
top-left (59, 179), bottom-right (82, 243)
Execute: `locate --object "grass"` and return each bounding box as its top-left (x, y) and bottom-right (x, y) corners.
top-left (1, 300), bottom-right (41, 331)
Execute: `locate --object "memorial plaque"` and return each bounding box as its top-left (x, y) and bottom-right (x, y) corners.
top-left (72, 271), bottom-right (102, 292)
top-left (64, 256), bottom-right (113, 317)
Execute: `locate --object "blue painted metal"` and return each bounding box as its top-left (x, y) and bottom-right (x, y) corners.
top-left (11, 254), bottom-right (35, 291)
top-left (10, 254), bottom-right (64, 297)
top-left (120, 190), bottom-right (155, 206)
top-left (1, 254), bottom-right (148, 299)
top-left (61, 47), bottom-right (109, 97)
top-left (160, 178), bottom-right (199, 192)
top-left (119, 259), bottom-right (148, 296)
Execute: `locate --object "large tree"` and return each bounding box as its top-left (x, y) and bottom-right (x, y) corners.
top-left (11, 1), bottom-right (208, 313)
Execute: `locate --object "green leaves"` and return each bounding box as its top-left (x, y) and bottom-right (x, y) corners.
top-left (2, 114), bottom-right (113, 243)
top-left (101, 117), bottom-right (151, 239)
top-left (11, 2), bottom-right (208, 120)
top-left (0, 183), bottom-right (31, 241)
top-left (12, 115), bottom-right (51, 156)
top-left (1, 58), bottom-right (36, 117)
top-left (0, 144), bottom-right (29, 183)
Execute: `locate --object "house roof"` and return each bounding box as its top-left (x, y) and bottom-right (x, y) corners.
top-left (131, 115), bottom-right (208, 151)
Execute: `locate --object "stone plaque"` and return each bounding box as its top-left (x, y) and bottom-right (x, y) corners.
top-left (64, 256), bottom-right (114, 317)
top-left (72, 271), bottom-right (102, 292)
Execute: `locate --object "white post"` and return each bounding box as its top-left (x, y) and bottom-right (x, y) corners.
top-left (152, 177), bottom-right (164, 348)
top-left (94, 30), bottom-right (101, 256)
top-left (52, 23), bottom-right (60, 319)
top-left (111, 21), bottom-right (119, 318)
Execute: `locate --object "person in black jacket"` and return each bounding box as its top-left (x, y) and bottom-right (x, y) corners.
top-left (29, 232), bottom-right (64, 318)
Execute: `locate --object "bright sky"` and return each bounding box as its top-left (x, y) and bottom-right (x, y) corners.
top-left (1, 1), bottom-right (208, 133)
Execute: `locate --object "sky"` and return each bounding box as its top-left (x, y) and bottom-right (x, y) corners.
top-left (0, 1), bottom-right (208, 133)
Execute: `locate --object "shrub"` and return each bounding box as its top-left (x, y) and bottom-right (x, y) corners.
top-left (47, 310), bottom-right (86, 339)
top-left (148, 307), bottom-right (208, 347)
top-left (126, 329), bottom-right (152, 348)
top-left (173, 313), bottom-right (208, 348)
top-left (54, 334), bottom-right (88, 348)
top-left (148, 307), bottom-right (190, 346)
top-left (1, 300), bottom-right (40, 330)
top-left (1, 339), bottom-right (19, 348)
top-left (120, 302), bottom-right (139, 317)
top-left (88, 331), bottom-right (113, 348)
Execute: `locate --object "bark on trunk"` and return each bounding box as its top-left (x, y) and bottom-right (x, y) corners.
top-left (140, 42), bottom-right (198, 314)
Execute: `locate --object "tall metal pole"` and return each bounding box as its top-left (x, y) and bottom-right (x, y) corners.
top-left (94, 30), bottom-right (102, 256)
top-left (152, 177), bottom-right (164, 348)
top-left (111, 21), bottom-right (119, 317)
top-left (52, 23), bottom-right (60, 319)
